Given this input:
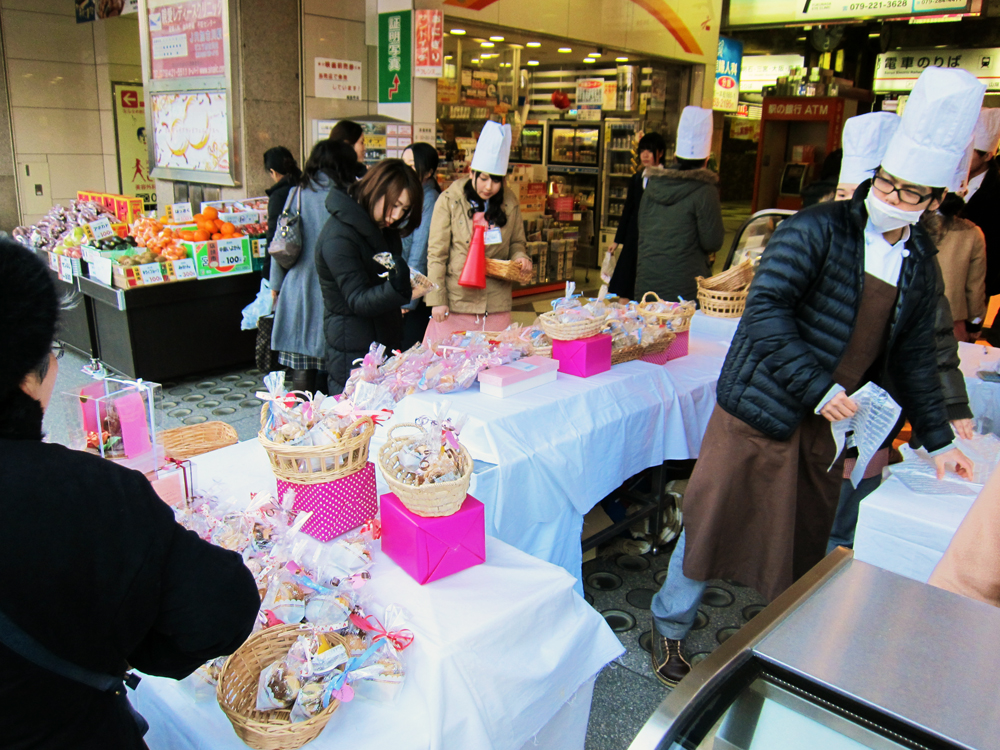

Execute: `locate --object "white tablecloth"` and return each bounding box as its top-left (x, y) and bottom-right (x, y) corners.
top-left (140, 442), bottom-right (624, 750)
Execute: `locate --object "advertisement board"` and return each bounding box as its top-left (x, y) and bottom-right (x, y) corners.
top-left (315, 58), bottom-right (362, 99)
top-left (713, 37), bottom-right (743, 112)
top-left (739, 54), bottom-right (804, 93)
top-left (147, 0), bottom-right (226, 80)
top-left (379, 10), bottom-right (412, 103)
top-left (150, 90), bottom-right (230, 173)
top-left (414, 9), bottom-right (443, 78)
top-left (874, 49), bottom-right (1000, 91)
top-left (112, 83), bottom-right (157, 210)
top-left (729, 0), bottom-right (971, 26)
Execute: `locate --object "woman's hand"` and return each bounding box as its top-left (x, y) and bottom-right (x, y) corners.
top-left (608, 242), bottom-right (619, 255)
top-left (432, 305), bottom-right (450, 322)
top-left (820, 391), bottom-right (858, 422)
top-left (952, 418), bottom-right (976, 441)
top-left (271, 290), bottom-right (278, 305)
top-left (513, 257), bottom-right (532, 273)
top-left (932, 448), bottom-right (975, 481)
top-left (401, 307), bottom-right (409, 315)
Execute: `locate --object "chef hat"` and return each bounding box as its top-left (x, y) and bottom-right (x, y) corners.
top-left (950, 139), bottom-right (975, 193)
top-left (838, 112), bottom-right (900, 186)
top-left (675, 106), bottom-right (713, 161)
top-left (973, 108), bottom-right (1000, 155)
top-left (470, 121), bottom-right (512, 176)
top-left (881, 67), bottom-right (986, 189)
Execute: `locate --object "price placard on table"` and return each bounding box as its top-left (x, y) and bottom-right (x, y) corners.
top-left (173, 258), bottom-right (197, 280)
top-left (85, 217), bottom-right (115, 241)
top-left (165, 202), bottom-right (194, 223)
top-left (139, 263), bottom-right (164, 285)
top-left (219, 211), bottom-right (258, 226)
top-left (90, 256), bottom-right (113, 286)
top-left (214, 238), bottom-right (245, 268)
top-left (58, 255), bottom-right (74, 283)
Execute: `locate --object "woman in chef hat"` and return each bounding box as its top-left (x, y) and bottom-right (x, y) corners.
top-left (423, 121), bottom-right (532, 342)
top-left (649, 67), bottom-right (980, 689)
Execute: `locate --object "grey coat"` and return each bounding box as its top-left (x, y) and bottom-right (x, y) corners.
top-left (635, 166), bottom-right (724, 303)
top-left (269, 173), bottom-right (332, 360)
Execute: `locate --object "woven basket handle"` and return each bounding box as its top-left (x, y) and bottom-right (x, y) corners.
top-left (387, 423), bottom-right (424, 442)
top-left (640, 291), bottom-right (663, 306)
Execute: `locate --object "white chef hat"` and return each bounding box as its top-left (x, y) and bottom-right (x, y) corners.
top-left (950, 139), bottom-right (975, 193)
top-left (470, 121), bottom-right (512, 176)
top-left (973, 108), bottom-right (1000, 155)
top-left (881, 67), bottom-right (986, 189)
top-left (675, 106), bottom-right (713, 161)
top-left (838, 112), bottom-right (900, 186)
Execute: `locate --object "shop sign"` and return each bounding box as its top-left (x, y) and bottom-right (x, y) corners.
top-left (730, 119), bottom-right (761, 141)
top-left (874, 48), bottom-right (1000, 91)
top-left (147, 0), bottom-right (226, 80)
top-left (729, 0), bottom-right (970, 27)
top-left (315, 58), bottom-right (362, 100)
top-left (414, 9), bottom-right (443, 78)
top-left (113, 83), bottom-right (157, 210)
top-left (739, 55), bottom-right (804, 93)
top-left (736, 102), bottom-right (749, 117)
top-left (764, 99), bottom-right (836, 120)
top-left (76, 0), bottom-right (138, 23)
top-left (713, 37), bottom-right (742, 113)
top-left (379, 10), bottom-right (412, 104)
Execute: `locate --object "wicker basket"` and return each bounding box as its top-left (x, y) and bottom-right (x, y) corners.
top-left (531, 337), bottom-right (553, 358)
top-left (377, 424), bottom-right (473, 517)
top-left (159, 421), bottom-right (238, 460)
top-left (611, 331), bottom-right (675, 365)
top-left (696, 261), bottom-right (755, 319)
top-left (217, 624), bottom-right (346, 750)
top-left (258, 406), bottom-right (375, 484)
top-left (537, 310), bottom-right (608, 341)
top-left (638, 292), bottom-right (696, 333)
top-left (485, 257), bottom-right (532, 285)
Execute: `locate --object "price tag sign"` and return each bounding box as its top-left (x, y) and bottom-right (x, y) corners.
top-left (48, 252), bottom-right (59, 272)
top-left (173, 258), bottom-right (197, 280)
top-left (90, 256), bottom-right (113, 286)
top-left (215, 238), bottom-right (245, 268)
top-left (85, 217), bottom-right (115, 240)
top-left (219, 211), bottom-right (258, 226)
top-left (58, 255), bottom-right (75, 282)
top-left (251, 238), bottom-right (268, 258)
top-left (166, 202), bottom-right (194, 223)
top-left (139, 263), bottom-right (164, 285)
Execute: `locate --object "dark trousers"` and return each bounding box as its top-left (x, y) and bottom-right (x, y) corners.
top-left (401, 300), bottom-right (431, 350)
top-left (826, 475), bottom-right (884, 554)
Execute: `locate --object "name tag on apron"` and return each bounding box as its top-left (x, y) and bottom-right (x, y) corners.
top-left (484, 227), bottom-right (502, 245)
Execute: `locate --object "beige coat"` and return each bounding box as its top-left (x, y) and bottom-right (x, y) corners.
top-left (929, 462), bottom-right (1000, 608)
top-left (936, 217), bottom-right (987, 323)
top-left (425, 177), bottom-right (529, 315)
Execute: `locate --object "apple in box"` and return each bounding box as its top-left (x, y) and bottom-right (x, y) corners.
top-left (477, 355), bottom-right (559, 397)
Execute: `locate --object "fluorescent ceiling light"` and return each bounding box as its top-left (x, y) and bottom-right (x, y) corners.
top-left (489, 35), bottom-right (505, 41)
top-left (588, 52), bottom-right (600, 57)
top-left (558, 47), bottom-right (572, 53)
top-left (481, 41), bottom-right (495, 47)
top-left (583, 58), bottom-right (595, 63)
top-left (450, 29), bottom-right (466, 35)
top-left (616, 56), bottom-right (628, 62)
top-left (527, 41), bottom-right (541, 48)
top-left (527, 60), bottom-right (540, 66)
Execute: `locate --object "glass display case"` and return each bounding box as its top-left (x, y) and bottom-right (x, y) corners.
top-left (512, 123), bottom-right (546, 165)
top-left (548, 124), bottom-right (601, 166)
top-left (601, 118), bottom-right (642, 232)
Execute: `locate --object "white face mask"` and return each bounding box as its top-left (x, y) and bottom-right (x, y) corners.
top-left (865, 190), bottom-right (924, 233)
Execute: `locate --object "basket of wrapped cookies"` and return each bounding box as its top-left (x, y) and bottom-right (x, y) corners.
top-left (638, 292), bottom-right (696, 333)
top-left (537, 282), bottom-right (608, 341)
top-left (378, 411), bottom-right (472, 518)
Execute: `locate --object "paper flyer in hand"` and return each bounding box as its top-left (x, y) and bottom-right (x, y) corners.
top-left (829, 382), bottom-right (902, 488)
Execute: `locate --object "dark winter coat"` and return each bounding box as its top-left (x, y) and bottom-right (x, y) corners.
top-left (0, 433), bottom-right (259, 750)
top-left (262, 174), bottom-right (295, 280)
top-left (716, 183), bottom-right (954, 453)
top-left (315, 186), bottom-right (411, 394)
top-left (962, 161), bottom-right (1000, 299)
top-left (607, 171), bottom-right (644, 300)
top-left (635, 165), bottom-right (725, 303)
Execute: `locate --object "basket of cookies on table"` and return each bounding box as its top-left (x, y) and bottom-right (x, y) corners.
top-left (537, 282), bottom-right (609, 341)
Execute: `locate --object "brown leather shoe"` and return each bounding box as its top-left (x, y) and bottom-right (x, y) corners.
top-left (651, 632), bottom-right (691, 687)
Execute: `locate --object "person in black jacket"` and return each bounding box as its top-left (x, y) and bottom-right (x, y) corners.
top-left (315, 159), bottom-right (422, 393)
top-left (262, 146), bottom-right (302, 282)
top-left (962, 115), bottom-right (1000, 339)
top-left (0, 242), bottom-right (260, 749)
top-left (607, 132), bottom-right (665, 300)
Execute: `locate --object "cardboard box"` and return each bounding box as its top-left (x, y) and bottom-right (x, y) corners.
top-left (279, 462), bottom-right (378, 542)
top-left (552, 334), bottom-right (612, 378)
top-left (478, 355), bottom-right (559, 397)
top-left (380, 492), bottom-right (486, 585)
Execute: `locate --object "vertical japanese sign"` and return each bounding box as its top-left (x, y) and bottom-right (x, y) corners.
top-left (113, 83), bottom-right (157, 210)
top-left (414, 9), bottom-right (443, 78)
top-left (315, 58), bottom-right (362, 99)
top-left (379, 10), bottom-right (412, 103)
top-left (713, 37), bottom-right (742, 112)
top-left (148, 0), bottom-right (226, 80)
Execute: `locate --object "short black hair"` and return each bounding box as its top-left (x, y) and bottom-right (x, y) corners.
top-left (329, 120), bottom-right (364, 147)
top-left (637, 132), bottom-right (666, 164)
top-left (0, 241), bottom-right (59, 397)
top-left (301, 139), bottom-right (360, 190)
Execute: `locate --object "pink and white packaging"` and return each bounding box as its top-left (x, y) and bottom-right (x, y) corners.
top-left (380, 492), bottom-right (486, 584)
top-left (641, 330), bottom-right (689, 364)
top-left (551, 334), bottom-right (612, 378)
top-left (477, 355), bottom-right (559, 397)
top-left (277, 462), bottom-right (378, 542)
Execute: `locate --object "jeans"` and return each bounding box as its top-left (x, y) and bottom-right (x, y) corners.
top-left (826, 475), bottom-right (883, 554)
top-left (651, 529), bottom-right (707, 640)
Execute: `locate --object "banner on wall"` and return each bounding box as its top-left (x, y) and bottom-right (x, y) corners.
top-left (148, 0), bottom-right (226, 80)
top-left (76, 0), bottom-right (138, 23)
top-left (379, 10), bottom-right (412, 103)
top-left (414, 9), bottom-right (443, 78)
top-left (315, 58), bottom-right (362, 99)
top-left (112, 83), bottom-right (156, 210)
top-left (713, 37), bottom-right (742, 112)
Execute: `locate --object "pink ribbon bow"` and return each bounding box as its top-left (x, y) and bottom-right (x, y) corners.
top-left (349, 613), bottom-right (414, 652)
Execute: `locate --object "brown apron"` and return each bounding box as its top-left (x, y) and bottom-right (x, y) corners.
top-left (682, 274), bottom-right (898, 602)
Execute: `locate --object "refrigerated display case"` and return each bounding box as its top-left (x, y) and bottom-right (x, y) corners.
top-left (628, 551), bottom-right (1000, 750)
top-left (601, 118), bottom-right (642, 232)
top-left (512, 123), bottom-right (546, 165)
top-left (548, 123), bottom-right (600, 167)
top-left (546, 124), bottom-right (601, 270)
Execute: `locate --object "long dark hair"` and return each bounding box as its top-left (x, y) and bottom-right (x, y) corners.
top-left (263, 146), bottom-right (301, 183)
top-left (926, 191), bottom-right (968, 242)
top-left (350, 159), bottom-right (424, 238)
top-left (404, 143), bottom-right (440, 190)
top-left (301, 139), bottom-right (360, 190)
top-left (329, 120), bottom-right (364, 147)
top-left (464, 173), bottom-right (507, 228)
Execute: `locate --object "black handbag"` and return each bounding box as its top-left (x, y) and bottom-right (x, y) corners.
top-left (0, 606), bottom-right (148, 737)
top-left (256, 313), bottom-right (280, 373)
top-left (268, 187), bottom-right (303, 269)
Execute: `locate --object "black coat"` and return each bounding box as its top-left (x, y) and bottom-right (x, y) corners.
top-left (262, 175), bottom-right (295, 281)
top-left (716, 183), bottom-right (953, 452)
top-left (608, 171), bottom-right (644, 300)
top-left (0, 437), bottom-right (260, 749)
top-left (315, 187), bottom-right (411, 394)
top-left (962, 161), bottom-right (1000, 298)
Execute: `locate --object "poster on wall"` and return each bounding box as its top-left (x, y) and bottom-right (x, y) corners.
top-left (414, 9), bottom-right (443, 78)
top-left (379, 10), bottom-right (412, 104)
top-left (576, 78), bottom-right (604, 121)
top-left (315, 58), bottom-right (362, 99)
top-left (76, 0), bottom-right (138, 22)
top-left (150, 91), bottom-right (229, 173)
top-left (713, 37), bottom-right (742, 112)
top-left (112, 83), bottom-right (157, 210)
top-left (147, 0), bottom-right (226, 80)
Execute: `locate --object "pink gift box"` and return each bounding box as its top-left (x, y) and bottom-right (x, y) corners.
top-left (478, 355), bottom-right (559, 397)
top-left (380, 492), bottom-right (486, 584)
top-left (641, 330), bottom-right (689, 364)
top-left (277, 462), bottom-right (377, 542)
top-left (551, 334), bottom-right (612, 378)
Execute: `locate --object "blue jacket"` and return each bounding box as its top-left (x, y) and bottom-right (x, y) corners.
top-left (400, 181), bottom-right (439, 310)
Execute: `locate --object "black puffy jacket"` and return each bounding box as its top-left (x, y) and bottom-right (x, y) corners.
top-left (716, 183), bottom-right (953, 452)
top-left (315, 187), bottom-right (411, 394)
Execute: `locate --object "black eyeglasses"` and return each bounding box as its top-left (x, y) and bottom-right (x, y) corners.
top-left (872, 174), bottom-right (933, 206)
top-left (52, 342), bottom-right (64, 360)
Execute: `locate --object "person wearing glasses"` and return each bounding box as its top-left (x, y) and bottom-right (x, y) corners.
top-left (424, 121), bottom-right (531, 342)
top-left (650, 67), bottom-right (980, 688)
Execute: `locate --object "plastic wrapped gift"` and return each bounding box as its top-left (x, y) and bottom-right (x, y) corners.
top-left (63, 378), bottom-right (164, 476)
